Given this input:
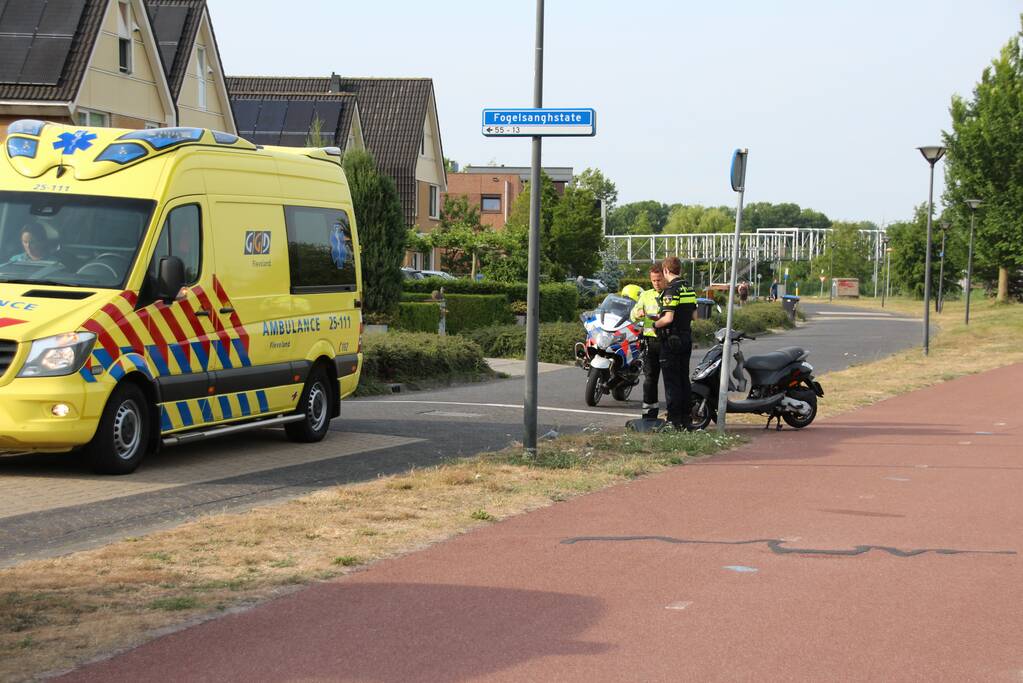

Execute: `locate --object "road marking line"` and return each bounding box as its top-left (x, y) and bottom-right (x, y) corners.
top-left (724, 565), bottom-right (759, 573)
top-left (665, 601), bottom-right (693, 610)
top-left (349, 400), bottom-right (638, 419)
top-left (815, 311), bottom-right (893, 317)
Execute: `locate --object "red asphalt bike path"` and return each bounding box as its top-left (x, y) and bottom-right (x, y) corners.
top-left (64, 364), bottom-right (1023, 682)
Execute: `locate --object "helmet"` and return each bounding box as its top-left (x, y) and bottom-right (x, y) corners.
top-left (621, 284), bottom-right (643, 301)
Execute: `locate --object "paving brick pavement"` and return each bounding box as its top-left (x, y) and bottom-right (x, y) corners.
top-left (63, 365), bottom-right (1023, 681)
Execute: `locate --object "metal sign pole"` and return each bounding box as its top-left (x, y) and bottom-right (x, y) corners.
top-left (717, 149), bottom-right (748, 432)
top-left (523, 0), bottom-right (544, 453)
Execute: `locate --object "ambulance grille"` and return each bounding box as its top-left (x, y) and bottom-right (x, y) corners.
top-left (0, 340), bottom-right (16, 377)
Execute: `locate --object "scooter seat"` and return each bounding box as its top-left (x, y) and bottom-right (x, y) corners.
top-left (744, 346), bottom-right (806, 371)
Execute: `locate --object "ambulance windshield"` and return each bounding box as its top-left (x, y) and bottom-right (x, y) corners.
top-left (0, 191), bottom-right (155, 289)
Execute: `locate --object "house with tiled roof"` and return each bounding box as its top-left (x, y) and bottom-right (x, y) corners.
top-left (225, 74), bottom-right (447, 267)
top-left (0, 0), bottom-right (234, 135)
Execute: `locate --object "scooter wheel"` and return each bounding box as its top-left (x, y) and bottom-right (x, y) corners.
top-left (688, 395), bottom-right (714, 431)
top-left (782, 389), bottom-right (817, 429)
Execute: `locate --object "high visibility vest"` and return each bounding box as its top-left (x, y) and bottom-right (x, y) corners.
top-left (631, 287), bottom-right (662, 338)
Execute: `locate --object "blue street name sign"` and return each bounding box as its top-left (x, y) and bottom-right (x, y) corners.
top-left (482, 108), bottom-right (596, 137)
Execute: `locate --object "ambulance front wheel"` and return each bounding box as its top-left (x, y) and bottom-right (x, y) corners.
top-left (286, 367), bottom-right (333, 443)
top-left (87, 382), bottom-right (151, 475)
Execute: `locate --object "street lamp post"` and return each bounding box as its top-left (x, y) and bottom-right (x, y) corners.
top-left (881, 235), bottom-right (891, 308)
top-left (964, 199), bottom-right (982, 325)
top-left (917, 145), bottom-right (945, 355)
top-left (937, 220), bottom-right (949, 314)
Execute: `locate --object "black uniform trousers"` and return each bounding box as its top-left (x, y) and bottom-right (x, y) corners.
top-left (642, 337), bottom-right (661, 418)
top-left (659, 333), bottom-right (692, 427)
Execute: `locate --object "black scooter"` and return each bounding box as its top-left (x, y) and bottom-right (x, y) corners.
top-left (689, 329), bottom-right (824, 430)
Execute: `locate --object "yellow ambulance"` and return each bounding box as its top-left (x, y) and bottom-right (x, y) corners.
top-left (0, 120), bottom-right (362, 473)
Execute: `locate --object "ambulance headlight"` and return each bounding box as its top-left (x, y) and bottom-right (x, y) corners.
top-left (18, 332), bottom-right (96, 377)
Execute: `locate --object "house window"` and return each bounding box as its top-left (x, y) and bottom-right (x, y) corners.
top-left (196, 47), bottom-right (207, 110)
top-left (117, 1), bottom-right (132, 74)
top-left (481, 196), bottom-right (501, 213)
top-left (428, 185), bottom-right (439, 219)
top-left (75, 109), bottom-right (109, 127)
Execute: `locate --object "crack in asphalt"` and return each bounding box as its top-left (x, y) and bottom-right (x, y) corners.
top-left (560, 535), bottom-right (1017, 557)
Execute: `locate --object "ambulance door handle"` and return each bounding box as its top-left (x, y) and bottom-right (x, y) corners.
top-left (219, 307), bottom-right (235, 314)
top-left (195, 309), bottom-right (210, 317)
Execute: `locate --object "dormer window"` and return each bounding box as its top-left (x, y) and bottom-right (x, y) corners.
top-left (117, 1), bottom-right (132, 74)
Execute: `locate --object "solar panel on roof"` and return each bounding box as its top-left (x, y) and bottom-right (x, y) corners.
top-left (0, 0), bottom-right (45, 34)
top-left (151, 5), bottom-right (188, 47)
top-left (0, 35), bottom-right (31, 82)
top-left (255, 101), bottom-right (288, 134)
top-left (282, 101), bottom-right (315, 133)
top-left (19, 35), bottom-right (71, 84)
top-left (252, 132), bottom-right (282, 146)
top-left (313, 101), bottom-right (344, 132)
top-left (231, 100), bottom-right (261, 131)
top-left (158, 44), bottom-right (176, 76)
top-left (36, 0), bottom-right (86, 36)
top-left (278, 133), bottom-right (309, 148)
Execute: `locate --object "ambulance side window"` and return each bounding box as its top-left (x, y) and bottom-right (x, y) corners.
top-left (284, 206), bottom-right (356, 292)
top-left (140, 204), bottom-right (202, 305)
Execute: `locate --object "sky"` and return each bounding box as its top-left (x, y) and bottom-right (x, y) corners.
top-left (209, 1), bottom-right (1020, 225)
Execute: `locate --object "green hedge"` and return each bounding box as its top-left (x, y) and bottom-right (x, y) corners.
top-left (361, 332), bottom-right (489, 384)
top-left (404, 278), bottom-right (578, 322)
top-left (445, 294), bottom-right (514, 333)
top-left (394, 302), bottom-right (441, 332)
top-left (468, 322), bottom-right (585, 365)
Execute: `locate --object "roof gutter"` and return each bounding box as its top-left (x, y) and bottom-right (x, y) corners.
top-left (0, 101), bottom-right (74, 117)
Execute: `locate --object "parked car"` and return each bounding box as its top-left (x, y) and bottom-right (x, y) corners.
top-left (419, 269), bottom-right (456, 280)
top-left (569, 276), bottom-right (609, 296)
top-left (401, 267), bottom-right (426, 280)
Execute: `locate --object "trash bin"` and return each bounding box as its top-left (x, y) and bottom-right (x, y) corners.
top-left (781, 294), bottom-right (800, 323)
top-left (696, 297), bottom-right (714, 320)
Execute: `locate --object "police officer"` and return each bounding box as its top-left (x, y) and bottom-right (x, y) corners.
top-left (631, 262), bottom-right (666, 420)
top-left (653, 256), bottom-right (697, 431)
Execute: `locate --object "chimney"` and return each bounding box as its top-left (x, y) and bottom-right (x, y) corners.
top-left (329, 72), bottom-right (341, 93)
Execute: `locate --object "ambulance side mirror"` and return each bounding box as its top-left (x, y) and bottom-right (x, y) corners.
top-left (157, 256), bottom-right (185, 302)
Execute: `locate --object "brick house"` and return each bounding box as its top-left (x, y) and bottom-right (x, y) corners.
top-left (0, 0), bottom-right (235, 135)
top-left (444, 165), bottom-right (574, 231)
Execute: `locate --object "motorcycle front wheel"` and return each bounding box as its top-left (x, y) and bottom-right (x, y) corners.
top-left (585, 368), bottom-right (607, 407)
top-left (688, 395), bottom-right (714, 431)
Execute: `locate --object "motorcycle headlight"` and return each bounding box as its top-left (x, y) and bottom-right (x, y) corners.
top-left (18, 332), bottom-right (96, 378)
top-left (594, 331), bottom-right (614, 349)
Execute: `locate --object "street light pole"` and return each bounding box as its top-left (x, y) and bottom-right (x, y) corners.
top-left (917, 145), bottom-right (945, 356)
top-left (964, 199), bottom-right (982, 325)
top-left (881, 235), bottom-right (890, 308)
top-left (523, 0), bottom-right (544, 453)
top-left (937, 221), bottom-right (949, 314)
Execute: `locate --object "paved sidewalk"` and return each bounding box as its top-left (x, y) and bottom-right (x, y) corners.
top-left (65, 365), bottom-right (1023, 681)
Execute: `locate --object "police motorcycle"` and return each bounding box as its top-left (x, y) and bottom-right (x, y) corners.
top-left (575, 291), bottom-right (644, 406)
top-left (688, 328), bottom-right (824, 430)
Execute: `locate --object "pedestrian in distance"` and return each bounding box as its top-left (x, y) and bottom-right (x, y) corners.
top-left (631, 262), bottom-right (667, 420)
top-left (653, 256), bottom-right (698, 431)
top-left (738, 280), bottom-right (749, 307)
top-left (770, 278), bottom-right (779, 301)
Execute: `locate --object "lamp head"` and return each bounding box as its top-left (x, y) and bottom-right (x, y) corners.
top-left (965, 198), bottom-right (983, 211)
top-left (917, 145), bottom-right (946, 164)
top-left (940, 221), bottom-right (950, 231)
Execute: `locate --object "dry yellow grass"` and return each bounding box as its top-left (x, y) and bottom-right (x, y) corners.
top-left (2, 295), bottom-right (1019, 682)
